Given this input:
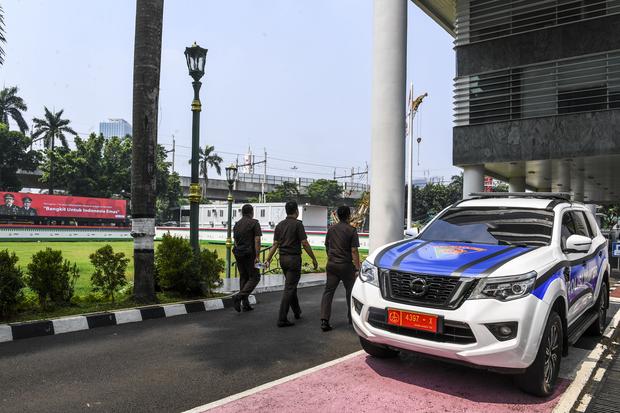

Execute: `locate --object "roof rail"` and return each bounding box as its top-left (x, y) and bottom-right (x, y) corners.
top-left (467, 192), bottom-right (572, 201)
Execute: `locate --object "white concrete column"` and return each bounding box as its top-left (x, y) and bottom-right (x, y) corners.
top-left (509, 176), bottom-right (526, 193)
top-left (552, 162), bottom-right (570, 193)
top-left (573, 176), bottom-right (584, 202)
top-left (463, 165), bottom-right (485, 198)
top-left (369, 0), bottom-right (407, 252)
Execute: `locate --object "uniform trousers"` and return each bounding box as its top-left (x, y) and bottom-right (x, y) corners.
top-left (278, 254), bottom-right (302, 322)
top-left (320, 261), bottom-right (356, 322)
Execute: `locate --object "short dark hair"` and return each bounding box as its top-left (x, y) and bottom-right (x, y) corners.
top-left (337, 205), bottom-right (351, 222)
top-left (285, 201), bottom-right (298, 215)
top-left (241, 204), bottom-right (253, 216)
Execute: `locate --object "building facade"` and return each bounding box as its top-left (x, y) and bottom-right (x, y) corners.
top-left (99, 118), bottom-right (132, 139)
top-left (368, 0), bottom-right (620, 250)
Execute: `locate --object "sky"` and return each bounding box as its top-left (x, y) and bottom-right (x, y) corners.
top-left (1, 0), bottom-right (458, 185)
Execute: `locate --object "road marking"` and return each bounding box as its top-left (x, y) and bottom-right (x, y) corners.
top-left (552, 305), bottom-right (620, 413)
top-left (182, 351), bottom-right (365, 413)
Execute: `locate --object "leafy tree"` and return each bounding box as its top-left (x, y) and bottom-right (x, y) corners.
top-left (197, 144), bottom-right (223, 200)
top-left (492, 182), bottom-right (509, 192)
top-left (32, 107), bottom-right (78, 195)
top-left (131, 0), bottom-right (164, 303)
top-left (307, 179), bottom-right (342, 206)
top-left (89, 245), bottom-right (129, 302)
top-left (0, 249), bottom-right (24, 319)
top-left (157, 172), bottom-right (183, 223)
top-left (412, 174), bottom-right (462, 223)
top-left (266, 181), bottom-right (300, 202)
top-left (42, 134), bottom-right (181, 221)
top-left (32, 107), bottom-right (78, 149)
top-left (0, 124), bottom-right (40, 191)
top-left (40, 133), bottom-right (131, 197)
top-left (600, 205), bottom-right (620, 229)
top-left (0, 87), bottom-right (28, 133)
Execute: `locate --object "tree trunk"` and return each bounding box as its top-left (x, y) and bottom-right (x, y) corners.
top-left (131, 0), bottom-right (164, 303)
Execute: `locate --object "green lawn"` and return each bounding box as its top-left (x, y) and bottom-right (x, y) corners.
top-left (0, 240), bottom-right (331, 296)
top-left (0, 240), bottom-right (366, 323)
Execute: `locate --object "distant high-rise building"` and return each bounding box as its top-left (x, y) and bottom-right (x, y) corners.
top-left (242, 146), bottom-right (254, 174)
top-left (99, 119), bottom-right (132, 139)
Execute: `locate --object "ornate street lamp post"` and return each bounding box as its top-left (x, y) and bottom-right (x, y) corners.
top-left (184, 42), bottom-right (208, 255)
top-left (225, 164), bottom-right (238, 278)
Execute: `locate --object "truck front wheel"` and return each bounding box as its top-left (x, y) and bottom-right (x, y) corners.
top-left (515, 311), bottom-right (563, 397)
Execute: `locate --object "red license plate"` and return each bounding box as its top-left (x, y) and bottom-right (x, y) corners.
top-left (387, 309), bottom-right (438, 333)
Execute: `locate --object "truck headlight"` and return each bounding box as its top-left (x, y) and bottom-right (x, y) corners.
top-left (359, 260), bottom-right (380, 287)
top-left (469, 271), bottom-right (537, 301)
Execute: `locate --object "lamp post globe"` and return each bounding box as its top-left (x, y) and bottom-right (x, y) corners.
top-left (185, 42), bottom-right (208, 255)
top-left (225, 164), bottom-right (238, 278)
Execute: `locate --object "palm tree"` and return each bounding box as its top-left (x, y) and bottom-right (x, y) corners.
top-left (0, 87), bottom-right (28, 133)
top-left (32, 107), bottom-right (78, 149)
top-left (32, 107), bottom-right (78, 195)
top-left (131, 0), bottom-right (164, 303)
top-left (0, 5), bottom-right (6, 65)
top-left (197, 144), bottom-right (223, 199)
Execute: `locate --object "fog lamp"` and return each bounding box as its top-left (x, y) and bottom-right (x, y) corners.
top-left (485, 322), bottom-right (518, 341)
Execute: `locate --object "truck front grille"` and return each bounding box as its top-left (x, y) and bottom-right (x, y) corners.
top-left (382, 270), bottom-right (477, 310)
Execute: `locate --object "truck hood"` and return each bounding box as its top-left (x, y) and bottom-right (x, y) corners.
top-left (374, 239), bottom-right (536, 277)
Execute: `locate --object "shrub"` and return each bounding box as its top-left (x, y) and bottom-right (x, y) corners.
top-left (0, 249), bottom-right (25, 318)
top-left (197, 249), bottom-right (224, 294)
top-left (89, 245), bottom-right (129, 302)
top-left (155, 234), bottom-right (201, 296)
top-left (26, 248), bottom-right (79, 309)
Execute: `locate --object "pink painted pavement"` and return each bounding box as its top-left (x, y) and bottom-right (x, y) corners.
top-left (207, 354), bottom-right (569, 413)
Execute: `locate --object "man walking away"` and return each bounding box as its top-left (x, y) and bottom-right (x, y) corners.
top-left (320, 205), bottom-right (361, 332)
top-left (232, 204), bottom-right (262, 312)
top-left (265, 201), bottom-right (319, 327)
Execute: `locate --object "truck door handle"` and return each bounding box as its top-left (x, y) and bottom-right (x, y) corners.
top-left (598, 251), bottom-right (603, 258)
top-left (563, 267), bottom-right (570, 282)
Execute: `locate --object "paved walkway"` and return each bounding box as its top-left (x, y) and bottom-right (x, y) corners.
top-left (195, 352), bottom-right (569, 413)
top-left (188, 303), bottom-right (620, 413)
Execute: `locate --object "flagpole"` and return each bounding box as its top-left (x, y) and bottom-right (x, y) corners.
top-left (406, 82), bottom-right (413, 231)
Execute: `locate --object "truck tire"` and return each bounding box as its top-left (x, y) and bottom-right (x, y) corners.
top-left (515, 311), bottom-right (563, 397)
top-left (359, 337), bottom-right (399, 358)
top-left (587, 281), bottom-right (608, 336)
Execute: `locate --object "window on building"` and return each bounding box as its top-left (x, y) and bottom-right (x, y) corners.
top-left (469, 70), bottom-right (513, 124)
top-left (557, 57), bottom-right (606, 114)
top-left (260, 209), bottom-right (266, 218)
top-left (220, 210), bottom-right (223, 217)
top-left (207, 211), bottom-right (211, 217)
top-left (609, 55), bottom-right (620, 108)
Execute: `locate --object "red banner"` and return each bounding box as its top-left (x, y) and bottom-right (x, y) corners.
top-left (0, 192), bottom-right (126, 220)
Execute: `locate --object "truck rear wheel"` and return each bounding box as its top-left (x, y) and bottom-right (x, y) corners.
top-left (359, 337), bottom-right (399, 358)
top-left (587, 281), bottom-right (608, 336)
top-left (515, 311), bottom-right (563, 397)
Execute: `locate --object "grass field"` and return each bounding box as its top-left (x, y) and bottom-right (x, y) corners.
top-left (0, 240), bottom-right (331, 296)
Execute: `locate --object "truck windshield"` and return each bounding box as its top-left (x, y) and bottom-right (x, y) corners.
top-left (418, 207), bottom-right (554, 247)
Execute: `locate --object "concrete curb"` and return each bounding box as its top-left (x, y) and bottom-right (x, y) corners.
top-left (0, 294), bottom-right (256, 344)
